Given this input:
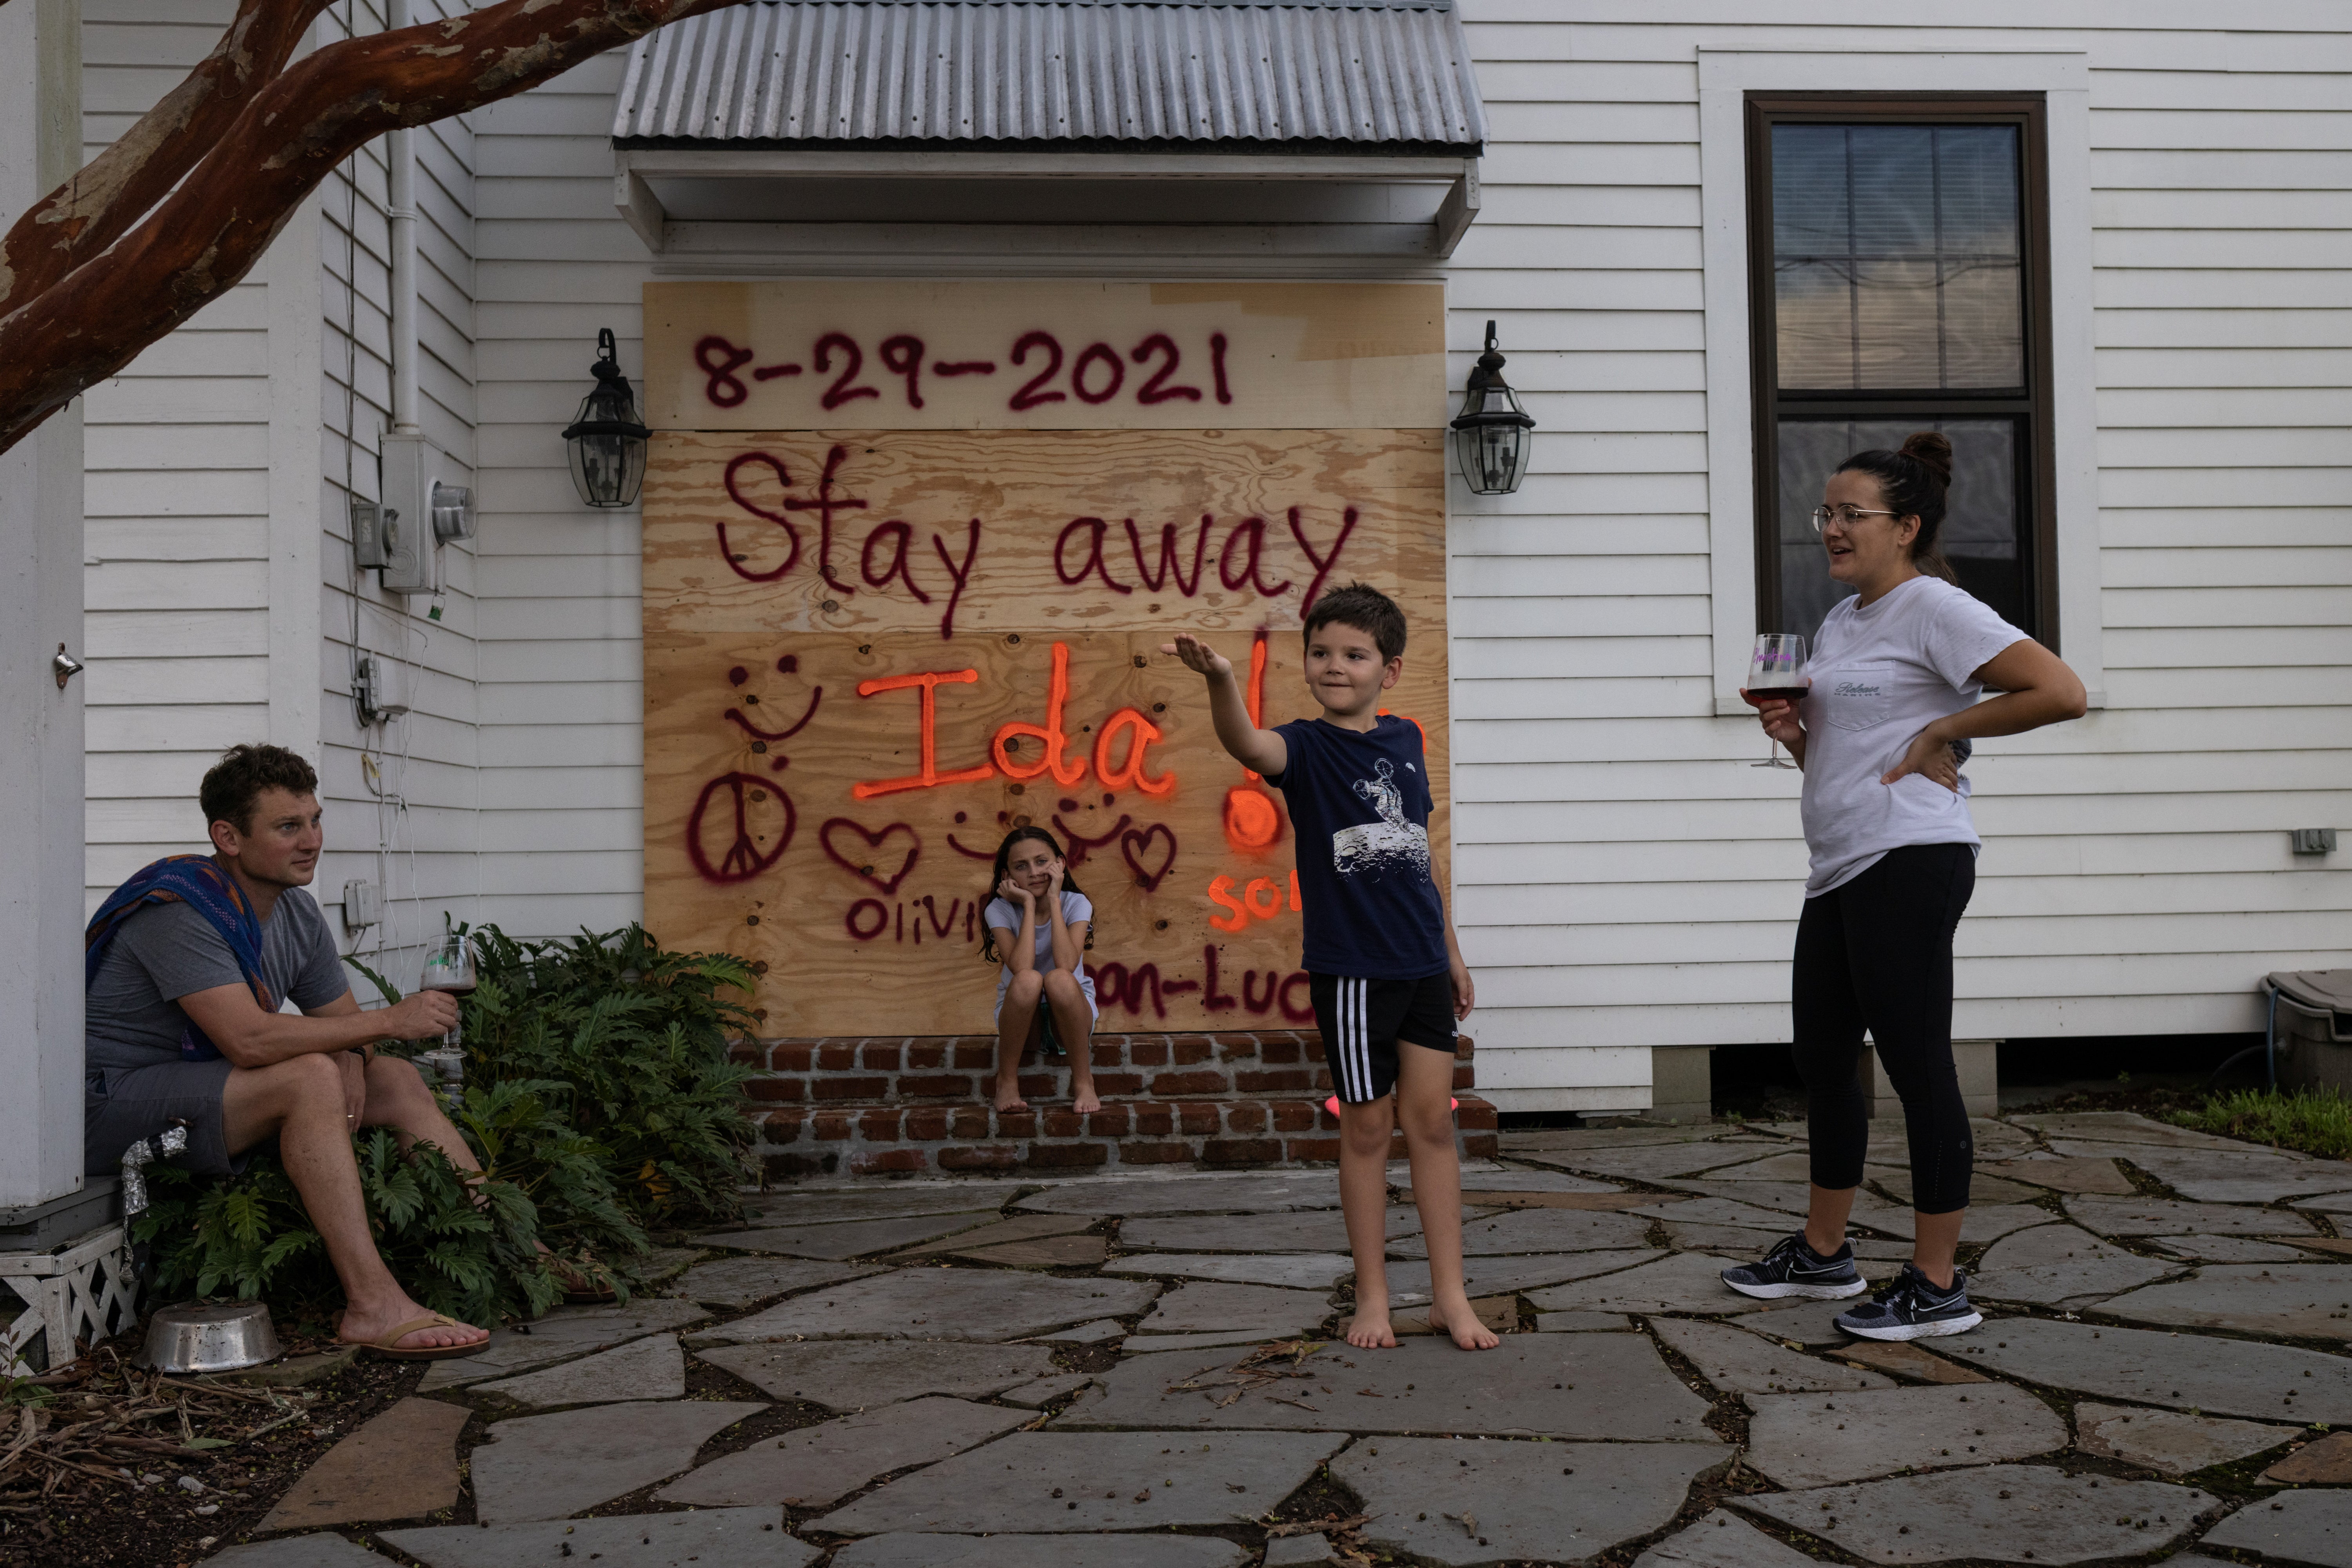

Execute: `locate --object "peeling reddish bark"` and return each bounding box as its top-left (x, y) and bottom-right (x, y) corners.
top-left (0, 0), bottom-right (336, 321)
top-left (0, 0), bottom-right (749, 454)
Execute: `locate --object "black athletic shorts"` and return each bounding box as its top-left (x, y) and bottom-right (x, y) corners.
top-left (1309, 971), bottom-right (1457, 1104)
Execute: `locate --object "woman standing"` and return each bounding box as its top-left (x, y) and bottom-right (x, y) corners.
top-left (1721, 431), bottom-right (2086, 1340)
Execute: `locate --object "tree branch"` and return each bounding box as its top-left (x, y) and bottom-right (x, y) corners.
top-left (0, 0), bottom-right (335, 321)
top-left (0, 0), bottom-right (747, 452)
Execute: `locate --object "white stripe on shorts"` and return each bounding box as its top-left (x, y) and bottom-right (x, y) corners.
top-left (1348, 978), bottom-right (1370, 1101)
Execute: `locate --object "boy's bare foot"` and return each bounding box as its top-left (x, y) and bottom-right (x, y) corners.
top-left (1345, 1306), bottom-right (1399, 1350)
top-left (1426, 1299), bottom-right (1502, 1351)
top-left (1073, 1086), bottom-right (1102, 1115)
top-left (337, 1298), bottom-right (489, 1353)
top-left (993, 1084), bottom-right (1028, 1113)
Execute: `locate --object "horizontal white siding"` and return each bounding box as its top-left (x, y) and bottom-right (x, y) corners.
top-left (1450, 2), bottom-right (2352, 1107)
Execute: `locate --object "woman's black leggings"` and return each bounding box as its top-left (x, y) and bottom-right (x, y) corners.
top-left (1794, 842), bottom-right (1977, 1215)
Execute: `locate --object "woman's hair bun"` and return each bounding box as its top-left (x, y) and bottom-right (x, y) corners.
top-left (1899, 430), bottom-right (1954, 485)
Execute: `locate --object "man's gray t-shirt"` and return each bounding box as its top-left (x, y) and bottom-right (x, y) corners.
top-left (86, 888), bottom-right (350, 1071)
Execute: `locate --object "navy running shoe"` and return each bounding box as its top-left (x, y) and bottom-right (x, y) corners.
top-left (1720, 1233), bottom-right (1867, 1300)
top-left (1835, 1263), bottom-right (1983, 1340)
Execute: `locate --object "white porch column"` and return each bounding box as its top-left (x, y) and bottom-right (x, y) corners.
top-left (0, 0), bottom-right (88, 1210)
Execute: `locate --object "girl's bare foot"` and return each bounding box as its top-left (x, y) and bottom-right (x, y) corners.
top-left (1426, 1299), bottom-right (1502, 1351)
top-left (1073, 1085), bottom-right (1102, 1115)
top-left (1345, 1307), bottom-right (1399, 1350)
top-left (993, 1083), bottom-right (1028, 1113)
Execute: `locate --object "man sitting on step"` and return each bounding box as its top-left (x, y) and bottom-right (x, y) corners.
top-left (83, 742), bottom-right (491, 1360)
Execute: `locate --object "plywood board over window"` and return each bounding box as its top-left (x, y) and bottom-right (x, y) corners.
top-left (641, 281), bottom-right (1448, 1036)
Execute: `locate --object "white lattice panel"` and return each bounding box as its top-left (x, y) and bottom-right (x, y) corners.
top-left (0, 1226), bottom-right (137, 1375)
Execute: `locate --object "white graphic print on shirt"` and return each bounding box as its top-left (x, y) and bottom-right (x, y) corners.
top-left (1332, 759), bottom-right (1430, 876)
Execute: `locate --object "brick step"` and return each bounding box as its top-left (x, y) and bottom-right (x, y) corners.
top-left (737, 1030), bottom-right (1475, 1110)
top-left (754, 1094), bottom-right (1502, 1180)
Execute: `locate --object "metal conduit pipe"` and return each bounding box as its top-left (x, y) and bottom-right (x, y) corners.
top-left (386, 0), bottom-right (419, 436)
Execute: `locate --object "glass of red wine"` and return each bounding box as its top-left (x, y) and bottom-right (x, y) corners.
top-left (418, 933), bottom-right (476, 1086)
top-left (1742, 633), bottom-right (1808, 769)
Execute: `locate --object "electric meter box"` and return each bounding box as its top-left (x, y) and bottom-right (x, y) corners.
top-left (378, 434), bottom-right (475, 595)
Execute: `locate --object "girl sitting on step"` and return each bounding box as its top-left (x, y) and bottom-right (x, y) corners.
top-left (980, 826), bottom-right (1102, 1116)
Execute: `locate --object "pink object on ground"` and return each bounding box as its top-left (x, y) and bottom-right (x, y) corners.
top-left (1326, 1095), bottom-right (1457, 1116)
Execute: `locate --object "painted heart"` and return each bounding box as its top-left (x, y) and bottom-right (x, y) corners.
top-left (1120, 822), bottom-right (1178, 892)
top-left (820, 817), bottom-right (922, 894)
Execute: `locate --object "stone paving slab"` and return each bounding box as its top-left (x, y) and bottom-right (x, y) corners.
top-left (723, 1213), bottom-right (1004, 1260)
top-left (1444, 1167), bottom-right (1628, 1194)
top-left (1859, 1118), bottom-right (2038, 1164)
top-left (2156, 1234), bottom-right (2315, 1263)
top-left (1140, 1282), bottom-right (1333, 1336)
top-left (1968, 1222), bottom-right (2180, 1307)
top-left (2009, 1111), bottom-right (2247, 1148)
top-left (669, 1258), bottom-right (886, 1311)
top-left (1650, 1317), bottom-right (1891, 1396)
top-left (1124, 1329), bottom-right (1304, 1356)
top-left (1103, 1253), bottom-right (1354, 1289)
top-left (383, 1506), bottom-right (811, 1567)
top-left (1332, 1296), bottom-right (1515, 1340)
top-left (887, 1213), bottom-right (1095, 1256)
top-left (1633, 1196), bottom-right (1824, 1230)
top-left (474, 1332), bottom-right (685, 1407)
top-left (1832, 1340), bottom-right (1989, 1384)
top-left (1741, 1464), bottom-right (2216, 1564)
top-left (1448, 1189), bottom-right (1662, 1212)
top-left (1385, 1250), bottom-right (1666, 1306)
top-left (1701, 1151), bottom-right (1905, 1187)
top-left (1117, 1209), bottom-right (1424, 1254)
top-left (468, 1399), bottom-right (767, 1523)
top-left (2203, 1487), bottom-right (2352, 1567)
top-left (1060, 1334), bottom-right (1718, 1439)
top-left (2263, 1429), bottom-right (2352, 1483)
top-left (689, 1269), bottom-right (1158, 1345)
top-left (694, 1339), bottom-right (1060, 1409)
top-left (1727, 1298), bottom-right (1869, 1348)
top-left (815, 1430), bottom-right (1346, 1534)
top-left (1632, 1508), bottom-right (1824, 1568)
top-left (1871, 1169), bottom-right (2046, 1206)
top-left (254, 1396), bottom-right (469, 1531)
top-left (1742, 1383), bottom-right (2065, 1488)
top-left (417, 1298), bottom-right (709, 1390)
top-left (657, 1396), bottom-right (1027, 1508)
top-left (1661, 1222), bottom-right (1911, 1261)
top-left (205, 1537), bottom-right (395, 1568)
top-left (2065, 1193), bottom-right (2316, 1236)
top-left (745, 1187), bottom-right (1012, 1223)
top-left (1842, 1203), bottom-right (2056, 1245)
top-left (2299, 1192), bottom-right (2352, 1216)
top-left (1525, 1252), bottom-right (1771, 1316)
top-left (1501, 1127), bottom-right (1762, 1152)
top-left (2094, 1262), bottom-right (2352, 1341)
top-left (1388, 1207), bottom-right (1654, 1257)
top-left (998, 1373), bottom-right (1095, 1408)
top-left (1978, 1155), bottom-right (2134, 1194)
top-left (2075, 1401), bottom-right (2296, 1475)
top-left (1334, 1437), bottom-right (1724, 1568)
top-left (954, 1234), bottom-right (1111, 1269)
top-left (1016, 1173), bottom-right (1343, 1215)
top-left (1027, 1318), bottom-right (1126, 1344)
top-left (1523, 1141), bottom-right (1792, 1182)
top-left (1263, 1532), bottom-right (1337, 1567)
top-left (1534, 1311), bottom-right (1635, 1333)
top-left (1947, 1317), bottom-right (2352, 1422)
top-left (2055, 1143), bottom-right (2352, 1205)
top-left (832, 1536), bottom-right (1247, 1568)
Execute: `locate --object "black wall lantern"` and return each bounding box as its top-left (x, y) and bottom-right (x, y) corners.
top-left (562, 328), bottom-right (650, 508)
top-left (1450, 319), bottom-right (1535, 495)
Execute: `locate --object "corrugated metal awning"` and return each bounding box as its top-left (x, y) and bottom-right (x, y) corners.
top-left (613, 0), bottom-right (1485, 151)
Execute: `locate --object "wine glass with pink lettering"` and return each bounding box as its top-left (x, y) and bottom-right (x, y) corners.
top-left (1741, 633), bottom-right (1808, 769)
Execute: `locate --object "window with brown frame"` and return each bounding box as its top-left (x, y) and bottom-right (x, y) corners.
top-left (1747, 93), bottom-right (2058, 646)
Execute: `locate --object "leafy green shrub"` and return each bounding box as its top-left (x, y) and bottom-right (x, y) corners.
top-left (461, 924), bottom-right (759, 1229)
top-left (2172, 1087), bottom-right (2352, 1161)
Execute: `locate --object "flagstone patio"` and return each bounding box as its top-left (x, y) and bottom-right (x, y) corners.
top-left (203, 1108), bottom-right (2352, 1566)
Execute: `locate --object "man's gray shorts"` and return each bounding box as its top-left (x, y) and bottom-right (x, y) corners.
top-left (85, 1059), bottom-right (246, 1177)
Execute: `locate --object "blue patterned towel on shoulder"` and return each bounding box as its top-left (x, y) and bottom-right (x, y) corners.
top-left (85, 854), bottom-right (274, 1061)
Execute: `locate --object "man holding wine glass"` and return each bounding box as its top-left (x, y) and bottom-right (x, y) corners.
top-left (83, 744), bottom-right (493, 1359)
top-left (1722, 432), bottom-right (2085, 1339)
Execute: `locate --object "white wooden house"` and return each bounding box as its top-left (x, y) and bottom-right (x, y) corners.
top-left (9, 0), bottom-right (2348, 1210)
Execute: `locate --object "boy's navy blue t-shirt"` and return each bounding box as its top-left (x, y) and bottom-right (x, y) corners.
top-left (1267, 715), bottom-right (1448, 980)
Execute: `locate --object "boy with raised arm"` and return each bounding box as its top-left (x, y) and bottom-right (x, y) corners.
top-left (1164, 583), bottom-right (1494, 1351)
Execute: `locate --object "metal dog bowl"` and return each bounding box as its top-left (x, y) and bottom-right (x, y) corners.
top-left (139, 1300), bottom-right (281, 1373)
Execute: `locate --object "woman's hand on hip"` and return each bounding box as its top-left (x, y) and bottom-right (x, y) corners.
top-left (1883, 725), bottom-right (1963, 792)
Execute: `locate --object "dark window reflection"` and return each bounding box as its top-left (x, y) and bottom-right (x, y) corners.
top-left (1773, 124), bottom-right (2024, 391)
top-left (1776, 418), bottom-right (2024, 638)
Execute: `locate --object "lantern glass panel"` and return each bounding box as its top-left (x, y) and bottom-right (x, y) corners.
top-left (564, 383), bottom-right (648, 508)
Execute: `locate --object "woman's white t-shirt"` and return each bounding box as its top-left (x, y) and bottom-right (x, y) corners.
top-left (983, 890), bottom-right (1097, 1016)
top-left (1798, 577), bottom-right (2026, 897)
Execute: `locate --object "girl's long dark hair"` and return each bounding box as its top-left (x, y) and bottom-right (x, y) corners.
top-left (979, 825), bottom-right (1094, 964)
top-left (1837, 430), bottom-right (1960, 586)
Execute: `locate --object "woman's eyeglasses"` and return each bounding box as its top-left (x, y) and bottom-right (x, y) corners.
top-left (1811, 505), bottom-right (1900, 533)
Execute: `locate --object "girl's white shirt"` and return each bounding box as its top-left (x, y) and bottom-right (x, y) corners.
top-left (984, 890), bottom-right (1096, 1019)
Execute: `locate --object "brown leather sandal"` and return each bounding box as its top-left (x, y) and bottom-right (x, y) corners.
top-left (343, 1312), bottom-right (490, 1361)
